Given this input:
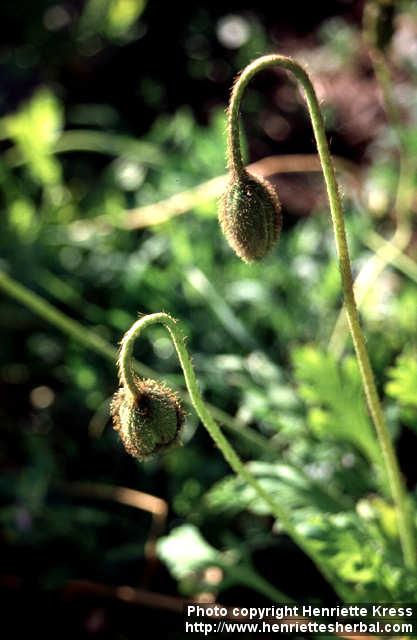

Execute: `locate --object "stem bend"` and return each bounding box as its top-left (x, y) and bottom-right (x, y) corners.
top-left (226, 54), bottom-right (415, 569)
top-left (117, 312), bottom-right (348, 598)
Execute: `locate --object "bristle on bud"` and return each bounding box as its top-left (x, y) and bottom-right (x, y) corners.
top-left (219, 170), bottom-right (281, 262)
top-left (111, 377), bottom-right (184, 460)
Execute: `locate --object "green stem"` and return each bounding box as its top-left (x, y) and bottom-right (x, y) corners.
top-left (118, 311), bottom-right (348, 600)
top-left (330, 2), bottom-right (417, 358)
top-left (362, 0), bottom-right (405, 151)
top-left (1, 269), bottom-right (339, 596)
top-left (0, 269), bottom-right (118, 362)
top-left (0, 268), bottom-right (271, 455)
top-left (227, 54), bottom-right (415, 569)
top-left (3, 130), bottom-right (164, 169)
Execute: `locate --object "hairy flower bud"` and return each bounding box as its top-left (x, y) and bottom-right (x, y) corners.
top-left (219, 170), bottom-right (282, 262)
top-left (111, 377), bottom-right (184, 460)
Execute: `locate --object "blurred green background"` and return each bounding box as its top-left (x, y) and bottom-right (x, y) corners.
top-left (1, 0), bottom-right (417, 636)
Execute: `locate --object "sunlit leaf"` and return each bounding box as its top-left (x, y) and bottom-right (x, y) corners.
top-left (4, 89), bottom-right (63, 186)
top-left (292, 346), bottom-right (380, 465)
top-left (386, 351), bottom-right (417, 408)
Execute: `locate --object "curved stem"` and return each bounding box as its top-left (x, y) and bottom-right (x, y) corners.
top-left (227, 54), bottom-right (415, 568)
top-left (118, 312), bottom-right (349, 600)
top-left (118, 317), bottom-right (142, 400)
top-left (0, 269), bottom-right (271, 456)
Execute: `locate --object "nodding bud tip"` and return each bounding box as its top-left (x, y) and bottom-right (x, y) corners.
top-left (219, 170), bottom-right (282, 262)
top-left (111, 377), bottom-right (184, 461)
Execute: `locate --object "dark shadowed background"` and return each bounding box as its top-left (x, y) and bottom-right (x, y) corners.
top-left (1, 0), bottom-right (417, 637)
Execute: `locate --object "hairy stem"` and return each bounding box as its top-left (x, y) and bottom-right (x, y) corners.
top-left (118, 312), bottom-right (349, 599)
top-left (0, 268), bottom-right (270, 455)
top-left (227, 54), bottom-right (415, 568)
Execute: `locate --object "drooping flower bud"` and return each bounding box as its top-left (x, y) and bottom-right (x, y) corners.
top-left (111, 377), bottom-right (184, 460)
top-left (219, 170), bottom-right (282, 262)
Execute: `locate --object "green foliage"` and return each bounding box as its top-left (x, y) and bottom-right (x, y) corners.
top-left (157, 524), bottom-right (218, 582)
top-left (205, 462), bottom-right (345, 518)
top-left (4, 89), bottom-right (63, 187)
top-left (295, 510), bottom-right (417, 601)
top-left (79, 0), bottom-right (148, 41)
top-left (386, 351), bottom-right (417, 408)
top-left (157, 524), bottom-right (289, 601)
top-left (204, 463), bottom-right (417, 601)
top-left (386, 351), bottom-right (417, 429)
top-left (292, 346), bottom-right (380, 466)
top-left (2, 6), bottom-right (417, 612)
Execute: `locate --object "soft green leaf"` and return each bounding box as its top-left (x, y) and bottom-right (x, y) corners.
top-left (156, 524), bottom-right (218, 581)
top-left (386, 351), bottom-right (417, 408)
top-left (4, 89), bottom-right (63, 186)
top-left (205, 462), bottom-right (346, 517)
top-left (292, 346), bottom-right (380, 464)
top-left (295, 510), bottom-right (417, 601)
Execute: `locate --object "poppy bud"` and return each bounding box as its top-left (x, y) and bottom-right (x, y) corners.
top-left (219, 170), bottom-right (281, 262)
top-left (111, 377), bottom-right (184, 460)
